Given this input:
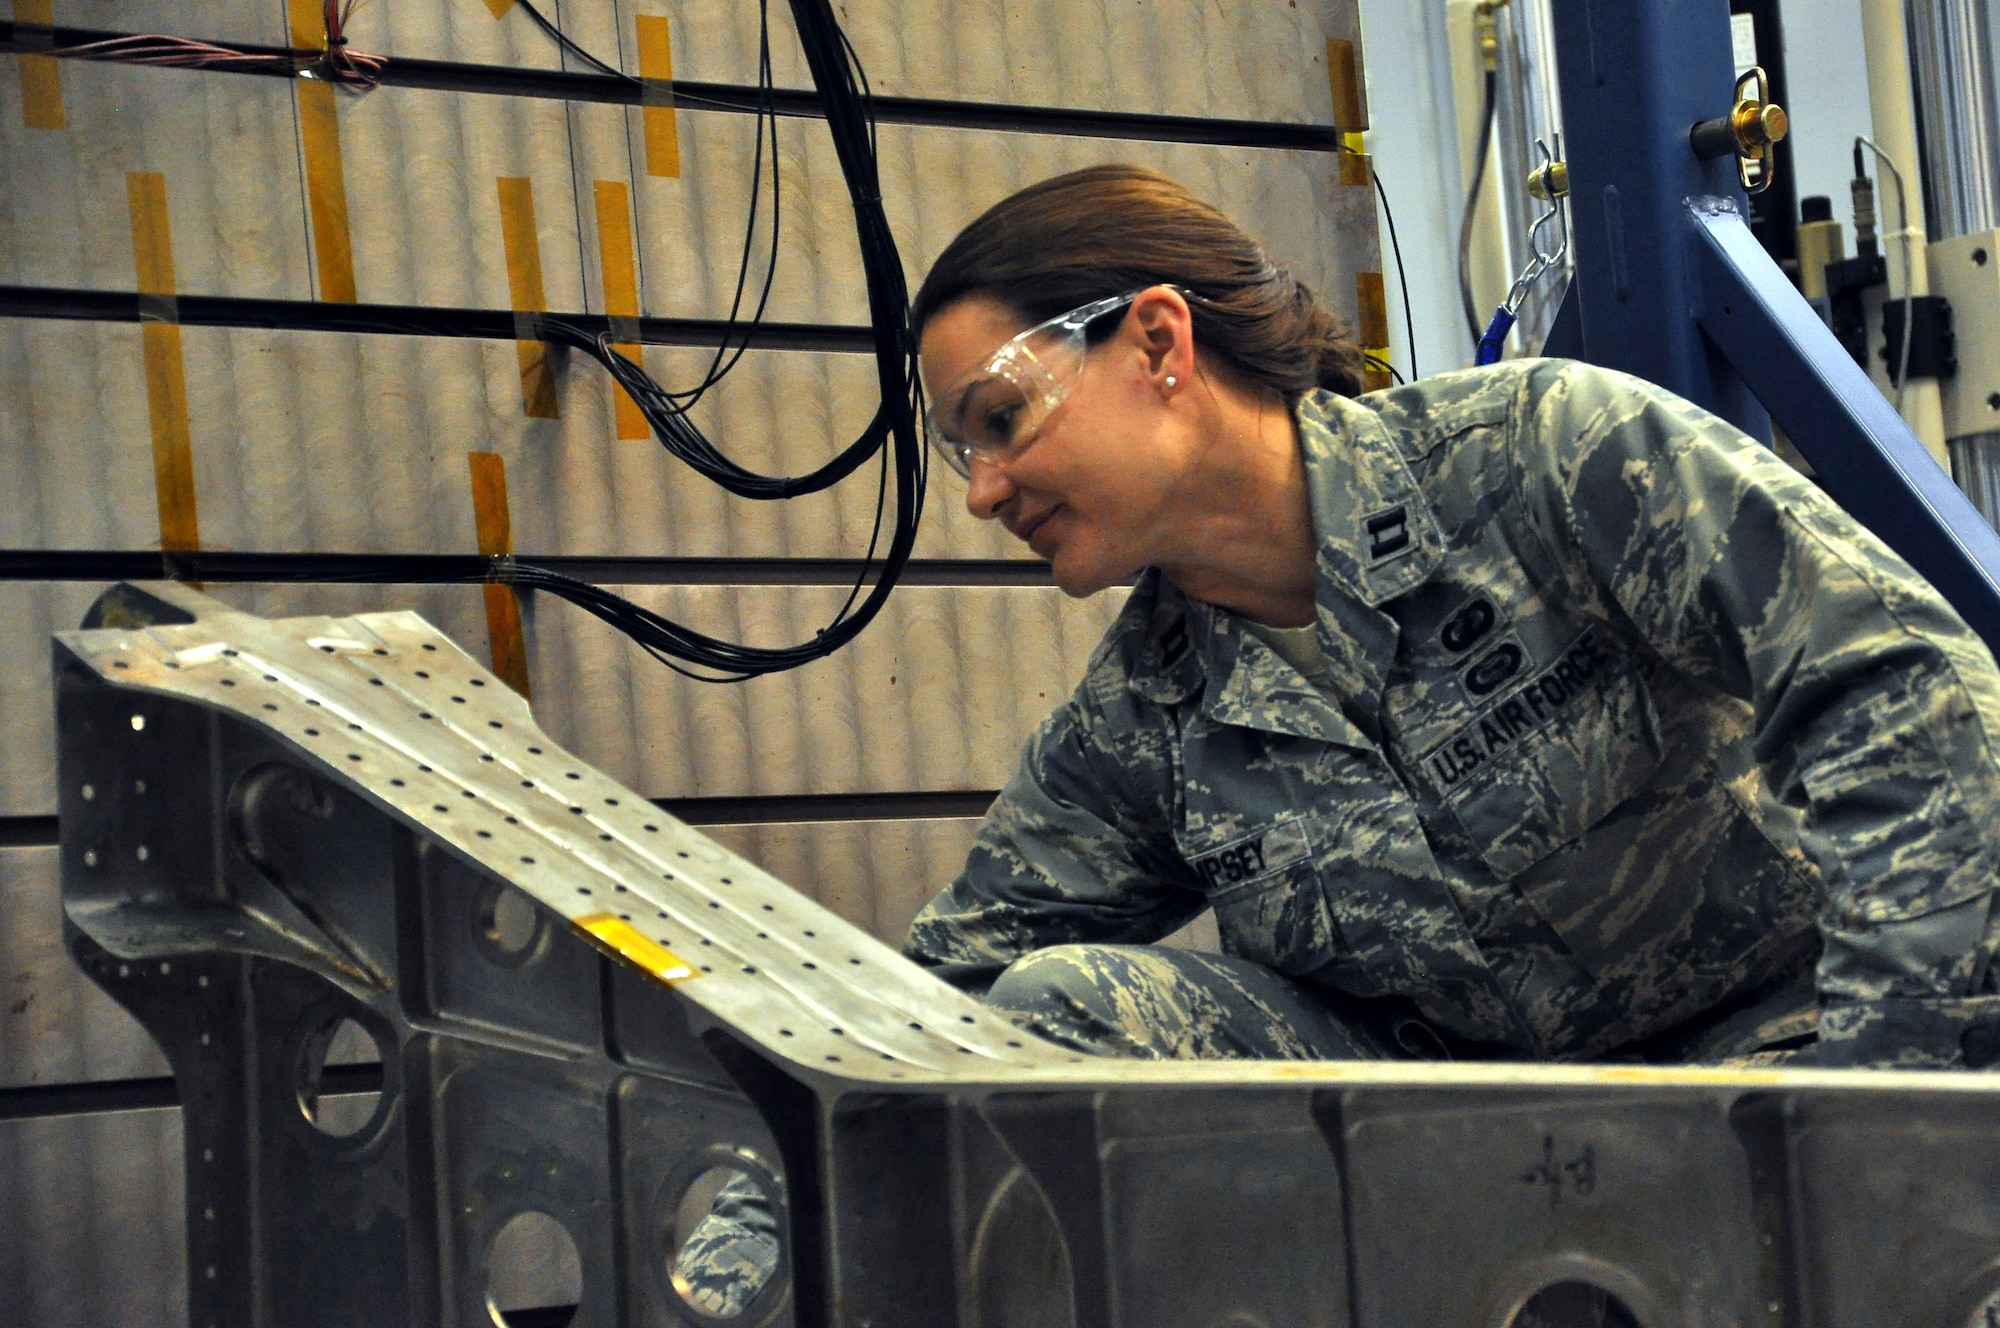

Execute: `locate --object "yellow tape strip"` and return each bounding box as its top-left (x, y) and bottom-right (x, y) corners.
top-left (496, 177), bottom-right (560, 419)
top-left (1355, 271), bottom-right (1389, 347)
top-left (468, 451), bottom-right (532, 698)
top-left (575, 912), bottom-right (696, 983)
top-left (286, 2), bottom-right (358, 303)
top-left (128, 173), bottom-right (201, 555)
top-left (15, 0), bottom-right (62, 130)
top-left (294, 81), bottom-right (360, 303)
top-left (635, 16), bottom-right (681, 179)
top-left (1326, 37), bottom-right (1365, 131)
top-left (592, 180), bottom-right (649, 439)
top-left (1356, 272), bottom-right (1392, 392)
top-left (286, 0), bottom-right (325, 47)
top-left (481, 0), bottom-right (518, 17)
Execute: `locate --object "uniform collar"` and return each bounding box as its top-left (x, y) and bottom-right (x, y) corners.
top-left (1125, 393), bottom-right (1441, 745)
top-left (1299, 390), bottom-right (1443, 607)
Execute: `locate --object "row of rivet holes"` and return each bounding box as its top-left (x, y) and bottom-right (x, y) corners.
top-left (101, 954), bottom-right (223, 1322)
top-left (104, 685), bottom-right (1049, 1066)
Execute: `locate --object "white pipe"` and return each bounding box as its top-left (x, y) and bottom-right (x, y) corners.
top-left (1860, 0), bottom-right (1950, 462)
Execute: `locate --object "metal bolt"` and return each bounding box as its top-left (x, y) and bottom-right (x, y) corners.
top-left (83, 850), bottom-right (98, 868)
top-left (80, 784), bottom-right (94, 801)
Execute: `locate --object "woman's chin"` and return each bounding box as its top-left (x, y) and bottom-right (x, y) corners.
top-left (1047, 546), bottom-right (1132, 599)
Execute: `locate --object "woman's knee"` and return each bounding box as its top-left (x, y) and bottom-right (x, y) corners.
top-left (985, 944), bottom-right (1137, 1017)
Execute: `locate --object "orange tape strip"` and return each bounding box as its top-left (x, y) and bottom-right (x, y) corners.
top-left (15, 0), bottom-right (62, 130)
top-left (1326, 37), bottom-right (1366, 131)
top-left (286, 1), bottom-right (358, 302)
top-left (1356, 272), bottom-right (1391, 392)
top-left (468, 451), bottom-right (532, 698)
top-left (295, 81), bottom-right (359, 303)
top-left (285, 0), bottom-right (326, 47)
top-left (575, 912), bottom-right (696, 983)
top-left (496, 177), bottom-right (560, 419)
top-left (1340, 145), bottom-right (1371, 188)
top-left (481, 0), bottom-right (518, 17)
top-left (593, 180), bottom-right (649, 439)
top-left (127, 173), bottom-right (200, 554)
top-left (635, 16), bottom-right (681, 179)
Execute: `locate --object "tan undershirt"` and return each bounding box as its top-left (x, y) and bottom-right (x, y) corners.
top-left (1245, 619), bottom-right (1331, 689)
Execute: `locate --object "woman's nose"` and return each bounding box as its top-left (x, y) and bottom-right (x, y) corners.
top-left (964, 456), bottom-right (1015, 520)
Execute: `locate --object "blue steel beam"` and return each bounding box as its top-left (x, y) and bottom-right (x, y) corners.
top-left (1688, 198), bottom-right (2000, 645)
top-left (1546, 0), bottom-right (1770, 439)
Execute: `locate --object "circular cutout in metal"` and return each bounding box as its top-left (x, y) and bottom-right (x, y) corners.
top-left (663, 1158), bottom-right (784, 1321)
top-left (1506, 1283), bottom-right (1643, 1328)
top-left (295, 1014), bottom-right (386, 1139)
top-left (486, 1210), bottom-right (582, 1328)
top-left (475, 880), bottom-right (547, 968)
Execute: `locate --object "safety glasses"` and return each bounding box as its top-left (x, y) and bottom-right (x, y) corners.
top-left (924, 287), bottom-right (1175, 480)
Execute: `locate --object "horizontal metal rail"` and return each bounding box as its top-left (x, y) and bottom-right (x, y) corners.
top-left (0, 20), bottom-right (1346, 151)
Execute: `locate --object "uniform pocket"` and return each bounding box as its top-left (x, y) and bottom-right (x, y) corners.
top-left (1443, 640), bottom-right (1665, 880)
top-left (1192, 819), bottom-right (1341, 975)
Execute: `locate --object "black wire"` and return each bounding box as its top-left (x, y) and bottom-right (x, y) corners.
top-left (1457, 69), bottom-right (1496, 349)
top-left (1369, 163), bottom-right (1418, 381)
top-left (1362, 352), bottom-right (1404, 387)
top-left (489, 0), bottom-right (925, 680)
top-left (512, 0), bottom-right (638, 82)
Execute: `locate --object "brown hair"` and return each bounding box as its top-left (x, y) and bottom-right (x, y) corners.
top-left (912, 164), bottom-right (1365, 400)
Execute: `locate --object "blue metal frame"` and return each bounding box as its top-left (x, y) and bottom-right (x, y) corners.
top-left (1545, 0), bottom-right (1768, 438)
top-left (1689, 199), bottom-right (2000, 643)
top-left (1544, 0), bottom-right (2000, 649)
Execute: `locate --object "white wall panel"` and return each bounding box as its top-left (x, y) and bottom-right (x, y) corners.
top-left (0, 57), bottom-right (310, 299)
top-left (87, 0), bottom-right (1364, 123)
top-left (0, 1106), bottom-right (187, 1328)
top-left (0, 70), bottom-right (1368, 329)
top-left (524, 581), bottom-right (1124, 800)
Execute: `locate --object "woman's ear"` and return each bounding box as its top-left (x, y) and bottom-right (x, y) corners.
top-left (1127, 285), bottom-right (1196, 395)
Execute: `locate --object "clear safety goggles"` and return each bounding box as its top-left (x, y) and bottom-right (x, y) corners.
top-left (924, 287), bottom-right (1181, 479)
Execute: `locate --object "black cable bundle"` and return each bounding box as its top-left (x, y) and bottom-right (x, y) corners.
top-left (1457, 67), bottom-right (1496, 349)
top-left (515, 0), bottom-right (925, 681)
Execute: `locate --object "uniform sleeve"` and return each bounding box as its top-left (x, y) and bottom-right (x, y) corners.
top-left (902, 686), bottom-right (1207, 995)
top-left (1517, 361), bottom-right (2000, 1068)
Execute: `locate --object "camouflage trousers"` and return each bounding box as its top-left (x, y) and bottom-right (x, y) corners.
top-left (981, 943), bottom-right (1822, 1064)
top-left (672, 1172), bottom-right (782, 1318)
top-left (984, 943), bottom-right (1391, 1059)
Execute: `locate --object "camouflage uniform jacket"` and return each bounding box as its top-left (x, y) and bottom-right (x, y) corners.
top-left (906, 359), bottom-right (2000, 1067)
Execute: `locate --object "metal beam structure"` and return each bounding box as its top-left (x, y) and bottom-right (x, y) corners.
top-left (1689, 197), bottom-right (2000, 646)
top-left (1545, 0), bottom-right (1770, 437)
top-left (49, 583), bottom-right (2000, 1327)
top-left (1545, 0), bottom-right (2000, 651)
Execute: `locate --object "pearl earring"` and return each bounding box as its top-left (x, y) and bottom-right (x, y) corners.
top-left (1165, 375), bottom-right (1179, 389)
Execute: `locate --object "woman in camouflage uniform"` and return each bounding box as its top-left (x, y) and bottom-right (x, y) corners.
top-left (905, 164), bottom-right (2000, 1069)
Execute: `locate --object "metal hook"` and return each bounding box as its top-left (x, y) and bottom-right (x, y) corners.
top-left (1503, 136), bottom-right (1569, 317)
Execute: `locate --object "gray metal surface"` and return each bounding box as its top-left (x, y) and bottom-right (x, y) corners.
top-left (50, 582), bottom-right (2000, 1328)
top-left (0, 577), bottom-right (1122, 817)
top-left (1689, 195), bottom-right (2000, 649)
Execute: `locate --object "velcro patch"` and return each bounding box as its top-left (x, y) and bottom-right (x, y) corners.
top-left (1189, 817), bottom-right (1311, 891)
